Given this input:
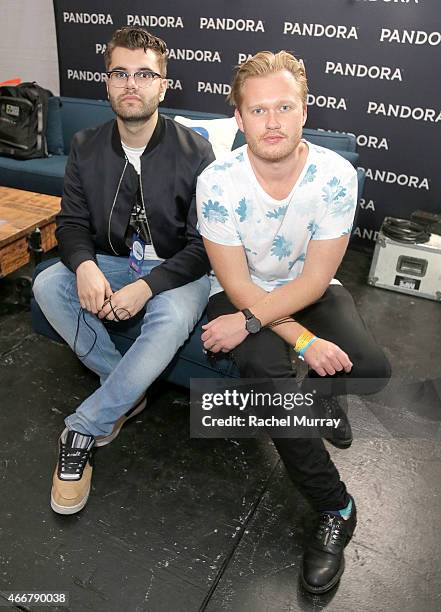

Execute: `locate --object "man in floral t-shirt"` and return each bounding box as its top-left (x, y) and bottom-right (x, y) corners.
top-left (196, 51), bottom-right (390, 595)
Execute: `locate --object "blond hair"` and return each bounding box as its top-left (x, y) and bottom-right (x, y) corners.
top-left (228, 51), bottom-right (308, 108)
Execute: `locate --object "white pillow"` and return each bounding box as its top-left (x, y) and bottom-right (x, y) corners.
top-left (174, 115), bottom-right (238, 159)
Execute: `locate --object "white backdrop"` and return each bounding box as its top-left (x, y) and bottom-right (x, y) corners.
top-left (0, 0), bottom-right (59, 93)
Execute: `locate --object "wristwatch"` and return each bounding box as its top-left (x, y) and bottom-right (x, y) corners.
top-left (241, 308), bottom-right (262, 334)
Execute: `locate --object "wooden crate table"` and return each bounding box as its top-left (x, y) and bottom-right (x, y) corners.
top-left (0, 187), bottom-right (60, 278)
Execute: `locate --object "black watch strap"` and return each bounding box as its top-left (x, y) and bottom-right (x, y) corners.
top-left (241, 308), bottom-right (262, 334)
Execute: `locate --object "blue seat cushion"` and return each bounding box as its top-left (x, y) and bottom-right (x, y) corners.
top-left (47, 97), bottom-right (64, 155)
top-left (60, 98), bottom-right (116, 153)
top-left (334, 150), bottom-right (359, 165)
top-left (303, 128), bottom-right (356, 152)
top-left (0, 155), bottom-right (67, 196)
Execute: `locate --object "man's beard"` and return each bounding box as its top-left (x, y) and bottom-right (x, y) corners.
top-left (246, 131), bottom-right (302, 163)
top-left (109, 93), bottom-right (160, 123)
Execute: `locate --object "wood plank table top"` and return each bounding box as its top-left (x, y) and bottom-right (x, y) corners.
top-left (0, 187), bottom-right (61, 249)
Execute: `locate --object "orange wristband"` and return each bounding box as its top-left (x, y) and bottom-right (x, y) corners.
top-left (294, 330), bottom-right (315, 354)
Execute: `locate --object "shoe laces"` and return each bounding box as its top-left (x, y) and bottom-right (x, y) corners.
top-left (59, 433), bottom-right (94, 479)
top-left (316, 513), bottom-right (346, 548)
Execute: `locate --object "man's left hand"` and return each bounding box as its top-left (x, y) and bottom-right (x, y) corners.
top-left (98, 279), bottom-right (152, 321)
top-left (201, 312), bottom-right (248, 353)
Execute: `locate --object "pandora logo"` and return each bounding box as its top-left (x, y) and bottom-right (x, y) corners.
top-left (63, 12), bottom-right (113, 24)
top-left (167, 49), bottom-right (222, 63)
top-left (199, 17), bottom-right (265, 32)
top-left (380, 28), bottom-right (441, 46)
top-left (126, 15), bottom-right (184, 28)
top-left (367, 102), bottom-right (441, 122)
top-left (307, 94), bottom-right (347, 110)
top-left (197, 81), bottom-right (231, 95)
top-left (325, 62), bottom-right (403, 81)
top-left (360, 166), bottom-right (430, 190)
top-left (283, 22), bottom-right (358, 39)
top-left (67, 69), bottom-right (107, 82)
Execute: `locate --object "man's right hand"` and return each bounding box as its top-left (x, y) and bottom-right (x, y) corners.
top-left (76, 260), bottom-right (113, 314)
top-left (302, 338), bottom-right (353, 377)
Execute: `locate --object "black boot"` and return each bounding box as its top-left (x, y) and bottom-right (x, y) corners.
top-left (301, 496), bottom-right (357, 594)
top-left (318, 396), bottom-right (353, 449)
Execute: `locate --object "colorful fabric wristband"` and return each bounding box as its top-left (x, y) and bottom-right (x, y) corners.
top-left (294, 330), bottom-right (318, 361)
top-left (294, 330), bottom-right (315, 353)
top-left (298, 337), bottom-right (318, 360)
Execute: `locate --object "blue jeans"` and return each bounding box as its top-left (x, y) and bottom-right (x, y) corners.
top-left (33, 255), bottom-right (210, 436)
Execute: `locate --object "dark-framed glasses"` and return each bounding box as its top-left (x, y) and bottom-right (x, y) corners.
top-left (106, 70), bottom-right (162, 88)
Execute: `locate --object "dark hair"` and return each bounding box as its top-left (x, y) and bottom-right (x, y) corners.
top-left (104, 27), bottom-right (168, 76)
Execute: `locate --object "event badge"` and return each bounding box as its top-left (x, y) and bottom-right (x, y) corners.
top-left (129, 232), bottom-right (145, 274)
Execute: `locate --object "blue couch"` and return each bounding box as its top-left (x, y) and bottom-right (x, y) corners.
top-left (0, 96), bottom-right (365, 388)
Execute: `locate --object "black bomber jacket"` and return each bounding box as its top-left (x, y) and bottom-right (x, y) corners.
top-left (55, 114), bottom-right (215, 296)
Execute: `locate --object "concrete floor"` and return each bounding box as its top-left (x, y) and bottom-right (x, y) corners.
top-left (0, 248), bottom-right (440, 612)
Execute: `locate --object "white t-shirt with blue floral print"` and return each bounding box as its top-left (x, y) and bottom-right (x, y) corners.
top-left (196, 141), bottom-right (358, 296)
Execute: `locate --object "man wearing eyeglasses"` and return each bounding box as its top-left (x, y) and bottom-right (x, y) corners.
top-left (33, 27), bottom-right (215, 515)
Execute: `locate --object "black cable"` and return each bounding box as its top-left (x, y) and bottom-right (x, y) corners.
top-left (73, 297), bottom-right (131, 359)
top-left (73, 308), bottom-right (98, 359)
top-left (382, 218), bottom-right (431, 244)
top-left (102, 295), bottom-right (131, 322)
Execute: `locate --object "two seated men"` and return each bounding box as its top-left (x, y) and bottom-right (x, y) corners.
top-left (33, 26), bottom-right (390, 594)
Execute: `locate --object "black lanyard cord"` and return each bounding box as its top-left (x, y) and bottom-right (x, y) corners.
top-left (101, 295), bottom-right (131, 322)
top-left (73, 308), bottom-right (98, 359)
top-left (73, 298), bottom-right (131, 359)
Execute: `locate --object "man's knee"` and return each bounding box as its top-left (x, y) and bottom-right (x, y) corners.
top-left (33, 264), bottom-right (63, 305)
top-left (32, 262), bottom-right (75, 306)
top-left (358, 344), bottom-right (391, 379)
top-left (349, 346), bottom-right (391, 395)
top-left (373, 349), bottom-right (391, 381)
top-left (366, 347), bottom-right (392, 390)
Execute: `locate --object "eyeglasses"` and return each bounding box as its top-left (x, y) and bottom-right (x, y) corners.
top-left (106, 70), bottom-right (162, 88)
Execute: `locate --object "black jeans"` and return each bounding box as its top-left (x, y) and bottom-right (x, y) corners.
top-left (207, 285), bottom-right (391, 512)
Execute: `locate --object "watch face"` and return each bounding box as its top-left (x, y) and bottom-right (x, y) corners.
top-left (246, 316), bottom-right (262, 334)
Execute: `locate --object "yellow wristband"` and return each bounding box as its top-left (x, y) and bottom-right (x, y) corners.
top-left (294, 330), bottom-right (315, 353)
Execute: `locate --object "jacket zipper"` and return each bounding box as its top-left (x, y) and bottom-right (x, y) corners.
top-left (107, 159), bottom-right (128, 255)
top-left (138, 164), bottom-right (157, 253)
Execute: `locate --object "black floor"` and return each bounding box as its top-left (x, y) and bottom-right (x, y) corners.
top-left (1, 249), bottom-right (440, 612)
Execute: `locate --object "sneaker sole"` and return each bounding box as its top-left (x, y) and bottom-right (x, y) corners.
top-left (95, 398), bottom-right (147, 447)
top-left (50, 490), bottom-right (90, 515)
